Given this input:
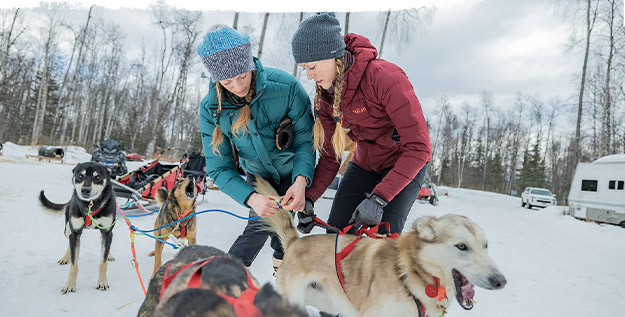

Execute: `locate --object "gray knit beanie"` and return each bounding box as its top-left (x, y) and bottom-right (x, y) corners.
top-left (197, 25), bottom-right (256, 81)
top-left (291, 12), bottom-right (345, 64)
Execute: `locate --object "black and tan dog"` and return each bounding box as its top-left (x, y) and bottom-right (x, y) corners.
top-left (138, 245), bottom-right (307, 317)
top-left (149, 175), bottom-right (198, 275)
top-left (39, 162), bottom-right (117, 294)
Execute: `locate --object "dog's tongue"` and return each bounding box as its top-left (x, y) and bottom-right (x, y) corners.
top-left (462, 281), bottom-right (475, 301)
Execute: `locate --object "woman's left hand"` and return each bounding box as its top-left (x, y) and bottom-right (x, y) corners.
top-left (281, 175), bottom-right (308, 211)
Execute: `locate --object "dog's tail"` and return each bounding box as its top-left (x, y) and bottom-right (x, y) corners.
top-left (39, 190), bottom-right (67, 214)
top-left (155, 187), bottom-right (168, 206)
top-left (253, 176), bottom-right (300, 251)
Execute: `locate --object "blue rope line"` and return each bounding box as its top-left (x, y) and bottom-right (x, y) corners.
top-left (130, 209), bottom-right (261, 234)
top-left (131, 227), bottom-right (179, 249)
top-left (123, 208), bottom-right (160, 217)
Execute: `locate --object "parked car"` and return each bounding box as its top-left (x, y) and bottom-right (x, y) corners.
top-left (521, 187), bottom-right (556, 209)
top-left (125, 151), bottom-right (146, 161)
top-left (417, 175), bottom-right (438, 206)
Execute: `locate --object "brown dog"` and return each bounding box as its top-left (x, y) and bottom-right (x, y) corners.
top-left (149, 175), bottom-right (198, 275)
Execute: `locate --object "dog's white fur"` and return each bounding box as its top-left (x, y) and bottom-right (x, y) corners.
top-left (254, 176), bottom-right (507, 317)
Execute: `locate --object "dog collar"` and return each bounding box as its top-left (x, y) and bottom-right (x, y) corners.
top-left (84, 200), bottom-right (106, 227)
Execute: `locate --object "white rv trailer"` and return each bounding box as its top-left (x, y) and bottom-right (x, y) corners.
top-left (568, 154), bottom-right (625, 227)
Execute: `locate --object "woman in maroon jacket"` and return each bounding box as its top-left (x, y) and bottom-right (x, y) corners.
top-left (286, 13), bottom-right (431, 235)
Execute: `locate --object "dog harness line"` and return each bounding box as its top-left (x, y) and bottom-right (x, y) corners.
top-left (85, 201), bottom-right (106, 227)
top-left (160, 256), bottom-right (263, 317)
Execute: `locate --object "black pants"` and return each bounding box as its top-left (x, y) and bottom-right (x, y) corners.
top-left (328, 161), bottom-right (429, 235)
top-left (228, 174), bottom-right (291, 267)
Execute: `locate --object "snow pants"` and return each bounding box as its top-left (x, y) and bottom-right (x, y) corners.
top-left (327, 161), bottom-right (429, 235)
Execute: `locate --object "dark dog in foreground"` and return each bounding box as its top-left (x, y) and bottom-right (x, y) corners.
top-left (39, 162), bottom-right (117, 294)
top-left (148, 175), bottom-right (198, 276)
top-left (138, 245), bottom-right (307, 317)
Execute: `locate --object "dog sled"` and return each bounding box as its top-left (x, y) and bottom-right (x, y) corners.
top-left (25, 146), bottom-right (65, 163)
top-left (113, 148), bottom-right (208, 212)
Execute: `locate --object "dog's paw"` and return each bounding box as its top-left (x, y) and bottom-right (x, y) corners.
top-left (107, 254), bottom-right (115, 262)
top-left (96, 280), bottom-right (109, 291)
top-left (58, 255), bottom-right (70, 265)
top-left (61, 283), bottom-right (76, 294)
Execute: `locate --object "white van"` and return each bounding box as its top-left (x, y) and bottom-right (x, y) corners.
top-left (568, 154), bottom-right (625, 227)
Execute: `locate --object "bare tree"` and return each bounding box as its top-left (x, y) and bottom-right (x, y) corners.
top-left (31, 5), bottom-right (61, 145)
top-left (344, 12), bottom-right (350, 34)
top-left (377, 7), bottom-right (435, 58)
top-left (257, 13), bottom-right (270, 60)
top-left (59, 5), bottom-right (93, 145)
top-left (599, 0), bottom-right (619, 156)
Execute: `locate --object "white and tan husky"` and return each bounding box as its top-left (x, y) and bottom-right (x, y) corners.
top-left (255, 177), bottom-right (507, 317)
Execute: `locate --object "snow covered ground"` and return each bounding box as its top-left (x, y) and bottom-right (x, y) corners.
top-left (1, 142), bottom-right (624, 316)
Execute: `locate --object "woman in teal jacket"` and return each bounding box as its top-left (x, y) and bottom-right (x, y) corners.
top-left (197, 26), bottom-right (315, 268)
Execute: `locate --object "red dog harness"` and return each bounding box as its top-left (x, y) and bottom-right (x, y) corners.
top-left (160, 256), bottom-right (263, 317)
top-left (315, 218), bottom-right (432, 317)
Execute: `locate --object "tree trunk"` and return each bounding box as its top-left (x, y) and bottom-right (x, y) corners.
top-left (60, 5), bottom-right (93, 145)
top-left (379, 10), bottom-right (391, 58)
top-left (599, 0), bottom-right (616, 157)
top-left (257, 13), bottom-right (270, 60)
top-left (344, 12), bottom-right (350, 34)
top-left (575, 0), bottom-right (597, 162)
top-left (31, 50), bottom-right (49, 145)
top-left (233, 12), bottom-right (239, 30)
top-left (293, 12), bottom-right (304, 76)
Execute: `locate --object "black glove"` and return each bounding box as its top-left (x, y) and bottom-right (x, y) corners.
top-left (276, 118), bottom-right (294, 150)
top-left (348, 193), bottom-right (388, 232)
top-left (296, 198), bottom-right (315, 234)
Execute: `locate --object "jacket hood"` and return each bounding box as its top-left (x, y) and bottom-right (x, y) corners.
top-left (342, 34), bottom-right (378, 106)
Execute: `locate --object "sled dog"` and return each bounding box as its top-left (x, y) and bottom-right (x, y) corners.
top-left (149, 175), bottom-right (198, 275)
top-left (255, 177), bottom-right (507, 317)
top-left (39, 162), bottom-right (117, 294)
top-left (137, 245), bottom-right (307, 317)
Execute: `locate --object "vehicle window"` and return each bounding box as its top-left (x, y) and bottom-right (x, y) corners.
top-left (531, 189), bottom-right (552, 196)
top-left (609, 180), bottom-right (616, 190)
top-left (619, 181), bottom-right (624, 190)
top-left (581, 180), bottom-right (598, 192)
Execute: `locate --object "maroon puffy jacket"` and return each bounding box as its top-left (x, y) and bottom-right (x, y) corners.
top-left (306, 33), bottom-right (431, 202)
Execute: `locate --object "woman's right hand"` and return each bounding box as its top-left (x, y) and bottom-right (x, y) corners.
top-left (247, 193), bottom-right (280, 217)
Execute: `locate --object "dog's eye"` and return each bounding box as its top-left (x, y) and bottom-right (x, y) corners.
top-left (77, 174), bottom-right (84, 181)
top-left (94, 175), bottom-right (101, 181)
top-left (455, 243), bottom-right (468, 251)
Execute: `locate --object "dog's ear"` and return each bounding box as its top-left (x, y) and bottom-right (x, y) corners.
top-left (413, 216), bottom-right (436, 242)
top-left (155, 188), bottom-right (169, 206)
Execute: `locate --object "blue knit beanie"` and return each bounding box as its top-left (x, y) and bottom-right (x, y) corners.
top-left (291, 12), bottom-right (345, 64)
top-left (197, 26), bottom-right (256, 82)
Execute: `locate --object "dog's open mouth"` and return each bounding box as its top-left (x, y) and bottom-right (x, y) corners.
top-left (184, 176), bottom-right (197, 200)
top-left (453, 269), bottom-right (475, 310)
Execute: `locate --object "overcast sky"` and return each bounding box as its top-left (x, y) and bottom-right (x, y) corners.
top-left (9, 0), bottom-right (583, 123)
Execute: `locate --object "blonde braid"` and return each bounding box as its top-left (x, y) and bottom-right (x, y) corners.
top-left (312, 84), bottom-right (325, 151)
top-left (232, 72), bottom-right (256, 138)
top-left (331, 57), bottom-right (349, 162)
top-left (211, 82), bottom-right (225, 155)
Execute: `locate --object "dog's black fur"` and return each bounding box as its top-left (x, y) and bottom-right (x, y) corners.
top-left (39, 162), bottom-right (117, 294)
top-left (138, 245), bottom-right (307, 317)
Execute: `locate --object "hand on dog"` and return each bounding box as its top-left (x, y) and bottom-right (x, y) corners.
top-left (280, 175), bottom-right (308, 211)
top-left (349, 193), bottom-right (388, 231)
top-left (248, 193), bottom-right (280, 217)
top-left (297, 198), bottom-right (315, 234)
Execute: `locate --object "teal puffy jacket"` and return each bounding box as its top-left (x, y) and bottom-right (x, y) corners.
top-left (199, 58), bottom-right (315, 206)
